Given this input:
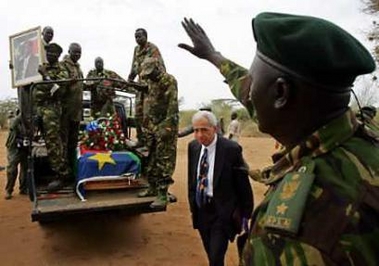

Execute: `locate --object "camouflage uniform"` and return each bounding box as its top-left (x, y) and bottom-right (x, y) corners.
top-left (33, 61), bottom-right (71, 180)
top-left (61, 56), bottom-right (83, 178)
top-left (86, 69), bottom-right (126, 118)
top-left (129, 42), bottom-right (166, 145)
top-left (5, 114), bottom-right (28, 196)
top-left (143, 72), bottom-right (178, 191)
top-left (220, 59), bottom-right (379, 265)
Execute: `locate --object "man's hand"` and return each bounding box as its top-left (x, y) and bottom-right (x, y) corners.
top-left (178, 18), bottom-right (225, 67)
top-left (38, 65), bottom-right (47, 77)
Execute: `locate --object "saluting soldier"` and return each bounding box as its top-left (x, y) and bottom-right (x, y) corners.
top-left (35, 43), bottom-right (71, 192)
top-left (180, 13), bottom-right (379, 265)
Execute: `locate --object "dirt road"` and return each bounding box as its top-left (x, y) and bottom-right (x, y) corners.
top-left (0, 131), bottom-right (275, 266)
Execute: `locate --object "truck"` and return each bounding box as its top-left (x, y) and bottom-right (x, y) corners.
top-left (18, 78), bottom-right (169, 223)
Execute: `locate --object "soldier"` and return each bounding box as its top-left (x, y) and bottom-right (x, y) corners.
top-left (60, 43), bottom-right (84, 188)
top-left (4, 110), bottom-right (28, 199)
top-left (179, 13), bottom-right (379, 265)
top-left (41, 26), bottom-right (54, 63)
top-left (137, 58), bottom-right (178, 208)
top-left (86, 57), bottom-right (127, 118)
top-left (127, 28), bottom-right (166, 146)
top-left (35, 43), bottom-right (71, 192)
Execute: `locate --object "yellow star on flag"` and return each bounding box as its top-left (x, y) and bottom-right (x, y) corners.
top-left (276, 203), bottom-right (288, 215)
top-left (88, 152), bottom-right (116, 170)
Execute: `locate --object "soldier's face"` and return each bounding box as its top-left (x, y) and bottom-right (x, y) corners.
top-left (248, 56), bottom-right (280, 134)
top-left (135, 30), bottom-right (147, 46)
top-left (95, 59), bottom-right (103, 71)
top-left (46, 51), bottom-right (60, 64)
top-left (43, 28), bottom-right (54, 44)
top-left (193, 117), bottom-right (217, 146)
top-left (69, 46), bottom-right (82, 63)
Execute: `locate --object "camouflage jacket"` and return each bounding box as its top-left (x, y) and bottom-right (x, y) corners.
top-left (86, 69), bottom-right (127, 104)
top-left (33, 61), bottom-right (69, 105)
top-left (129, 42), bottom-right (166, 80)
top-left (6, 115), bottom-right (23, 149)
top-left (220, 59), bottom-right (379, 265)
top-left (61, 56), bottom-right (84, 121)
top-left (144, 72), bottom-right (178, 134)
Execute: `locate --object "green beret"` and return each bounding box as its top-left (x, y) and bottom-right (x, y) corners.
top-left (252, 12), bottom-right (376, 88)
top-left (45, 43), bottom-right (63, 54)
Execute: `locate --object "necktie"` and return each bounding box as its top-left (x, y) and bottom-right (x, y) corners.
top-left (196, 148), bottom-right (208, 208)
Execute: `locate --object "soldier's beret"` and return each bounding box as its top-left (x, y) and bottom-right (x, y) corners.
top-left (252, 12), bottom-right (376, 88)
top-left (140, 57), bottom-right (162, 77)
top-left (45, 43), bottom-right (63, 54)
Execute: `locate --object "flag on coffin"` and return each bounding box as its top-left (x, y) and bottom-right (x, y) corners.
top-left (76, 151), bottom-right (141, 200)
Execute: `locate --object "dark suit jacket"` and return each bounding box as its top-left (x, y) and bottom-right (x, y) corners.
top-left (187, 136), bottom-right (253, 240)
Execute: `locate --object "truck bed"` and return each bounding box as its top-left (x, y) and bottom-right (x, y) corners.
top-left (32, 188), bottom-right (165, 222)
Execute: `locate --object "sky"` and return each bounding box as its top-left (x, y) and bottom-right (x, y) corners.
top-left (1, 0), bottom-right (375, 110)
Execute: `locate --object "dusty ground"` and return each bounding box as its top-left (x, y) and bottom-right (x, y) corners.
top-left (0, 130), bottom-right (276, 266)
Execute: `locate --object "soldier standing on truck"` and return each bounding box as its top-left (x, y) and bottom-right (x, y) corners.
top-left (35, 43), bottom-right (71, 192)
top-left (86, 57), bottom-right (127, 118)
top-left (4, 110), bottom-right (28, 199)
top-left (127, 28), bottom-right (166, 147)
top-left (137, 57), bottom-right (178, 208)
top-left (41, 26), bottom-right (54, 63)
top-left (60, 43), bottom-right (84, 188)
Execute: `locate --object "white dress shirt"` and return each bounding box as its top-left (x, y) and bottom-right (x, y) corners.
top-left (197, 134), bottom-right (217, 197)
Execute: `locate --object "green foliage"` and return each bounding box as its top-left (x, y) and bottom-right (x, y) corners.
top-left (179, 109), bottom-right (197, 128)
top-left (0, 98), bottom-right (18, 129)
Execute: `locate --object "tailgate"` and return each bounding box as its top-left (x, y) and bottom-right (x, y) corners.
top-left (32, 189), bottom-right (165, 222)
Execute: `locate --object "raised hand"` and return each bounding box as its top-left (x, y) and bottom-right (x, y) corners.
top-left (178, 18), bottom-right (225, 67)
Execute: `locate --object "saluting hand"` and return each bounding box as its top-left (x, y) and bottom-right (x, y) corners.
top-left (178, 18), bottom-right (225, 68)
top-left (178, 18), bottom-right (217, 59)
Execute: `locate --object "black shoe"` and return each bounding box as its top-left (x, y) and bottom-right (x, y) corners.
top-left (168, 192), bottom-right (177, 203)
top-left (0, 166), bottom-right (6, 171)
top-left (47, 180), bottom-right (64, 192)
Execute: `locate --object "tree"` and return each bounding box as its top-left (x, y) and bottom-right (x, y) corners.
top-left (362, 0), bottom-right (379, 61)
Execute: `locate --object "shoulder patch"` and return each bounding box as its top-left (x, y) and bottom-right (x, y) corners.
top-left (264, 158), bottom-right (315, 234)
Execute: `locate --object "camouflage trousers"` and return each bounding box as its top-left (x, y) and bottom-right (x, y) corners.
top-left (143, 129), bottom-right (177, 189)
top-left (5, 147), bottom-right (27, 194)
top-left (135, 92), bottom-right (145, 145)
top-left (60, 113), bottom-right (80, 180)
top-left (37, 105), bottom-right (71, 179)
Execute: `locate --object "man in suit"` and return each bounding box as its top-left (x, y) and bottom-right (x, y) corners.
top-left (187, 110), bottom-right (253, 266)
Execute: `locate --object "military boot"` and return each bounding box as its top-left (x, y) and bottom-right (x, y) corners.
top-left (150, 188), bottom-right (168, 209)
top-left (138, 186), bottom-right (157, 197)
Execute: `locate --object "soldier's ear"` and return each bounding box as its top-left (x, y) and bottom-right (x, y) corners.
top-left (273, 77), bottom-right (291, 109)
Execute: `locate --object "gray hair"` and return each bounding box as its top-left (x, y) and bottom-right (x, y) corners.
top-left (192, 111), bottom-right (218, 127)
